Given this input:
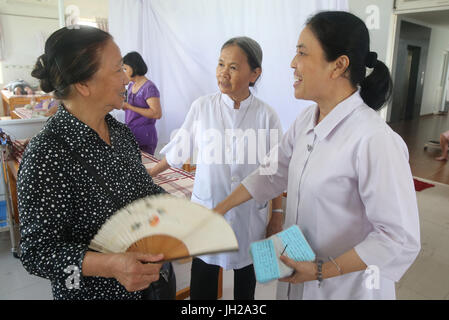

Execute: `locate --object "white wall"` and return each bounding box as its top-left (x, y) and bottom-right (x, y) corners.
top-left (348, 0), bottom-right (395, 63)
top-left (419, 24), bottom-right (449, 115)
top-left (348, 0), bottom-right (395, 120)
top-left (0, 2), bottom-right (59, 88)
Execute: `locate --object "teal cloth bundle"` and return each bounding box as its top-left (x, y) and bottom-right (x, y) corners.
top-left (249, 225), bottom-right (315, 283)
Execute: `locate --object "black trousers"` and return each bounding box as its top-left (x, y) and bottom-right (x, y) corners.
top-left (190, 257), bottom-right (256, 300)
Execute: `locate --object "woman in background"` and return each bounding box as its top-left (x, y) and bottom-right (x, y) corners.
top-left (123, 52), bottom-right (162, 155)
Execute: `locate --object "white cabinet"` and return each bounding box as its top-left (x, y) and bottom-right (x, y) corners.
top-left (395, 0), bottom-right (449, 12)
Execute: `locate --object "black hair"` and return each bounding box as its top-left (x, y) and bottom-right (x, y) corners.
top-left (221, 36), bottom-right (263, 87)
top-left (123, 52), bottom-right (148, 77)
top-left (31, 26), bottom-right (112, 99)
top-left (306, 11), bottom-right (393, 111)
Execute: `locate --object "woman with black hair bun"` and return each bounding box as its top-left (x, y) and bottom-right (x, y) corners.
top-left (19, 26), bottom-right (173, 300)
top-left (214, 11), bottom-right (420, 299)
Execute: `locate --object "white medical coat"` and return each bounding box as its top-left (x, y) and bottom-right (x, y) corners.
top-left (161, 92), bottom-right (283, 270)
top-left (242, 91), bottom-right (421, 299)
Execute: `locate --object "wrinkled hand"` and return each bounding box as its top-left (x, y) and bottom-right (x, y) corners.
top-left (110, 252), bottom-right (164, 292)
top-left (279, 255), bottom-right (317, 284)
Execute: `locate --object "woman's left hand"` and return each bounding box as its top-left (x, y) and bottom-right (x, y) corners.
top-left (278, 256), bottom-right (318, 284)
top-left (122, 102), bottom-right (130, 110)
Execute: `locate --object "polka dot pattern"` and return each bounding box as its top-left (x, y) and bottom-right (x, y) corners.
top-left (17, 105), bottom-right (166, 300)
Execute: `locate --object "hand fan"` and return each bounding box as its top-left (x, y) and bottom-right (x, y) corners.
top-left (88, 194), bottom-right (239, 261)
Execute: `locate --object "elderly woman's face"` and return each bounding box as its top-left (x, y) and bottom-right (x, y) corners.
top-left (291, 26), bottom-right (333, 101)
top-left (86, 40), bottom-right (128, 110)
top-left (216, 44), bottom-right (260, 101)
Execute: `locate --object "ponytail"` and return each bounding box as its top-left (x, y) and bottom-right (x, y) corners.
top-left (360, 58), bottom-right (393, 111)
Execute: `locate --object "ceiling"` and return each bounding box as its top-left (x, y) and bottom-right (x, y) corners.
top-left (401, 9), bottom-right (449, 29)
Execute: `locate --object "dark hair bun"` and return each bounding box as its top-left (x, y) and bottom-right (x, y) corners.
top-left (31, 54), bottom-right (55, 93)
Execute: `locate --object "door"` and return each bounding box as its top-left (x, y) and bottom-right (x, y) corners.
top-left (404, 45), bottom-right (421, 120)
top-left (440, 51), bottom-right (449, 113)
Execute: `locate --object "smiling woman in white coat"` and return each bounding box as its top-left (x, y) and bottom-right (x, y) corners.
top-left (214, 11), bottom-right (421, 300)
top-left (148, 37), bottom-right (284, 300)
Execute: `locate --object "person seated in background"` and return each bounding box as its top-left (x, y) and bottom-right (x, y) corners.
top-left (33, 98), bottom-right (60, 117)
top-left (4, 79), bottom-right (34, 95)
top-left (122, 52), bottom-right (162, 155)
top-left (435, 129), bottom-right (449, 161)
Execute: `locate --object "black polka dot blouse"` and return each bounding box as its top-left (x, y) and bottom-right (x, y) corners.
top-left (17, 105), bottom-right (166, 300)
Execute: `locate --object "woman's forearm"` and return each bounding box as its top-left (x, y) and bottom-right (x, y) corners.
top-left (214, 184), bottom-right (253, 215)
top-left (126, 104), bottom-right (160, 119)
top-left (271, 194), bottom-right (283, 211)
top-left (82, 251), bottom-right (115, 278)
top-left (125, 97), bottom-right (162, 119)
top-left (148, 157), bottom-right (171, 177)
top-left (322, 248), bottom-right (368, 280)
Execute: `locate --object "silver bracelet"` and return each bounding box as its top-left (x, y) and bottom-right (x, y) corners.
top-left (328, 256), bottom-right (343, 275)
top-left (272, 208), bottom-right (284, 213)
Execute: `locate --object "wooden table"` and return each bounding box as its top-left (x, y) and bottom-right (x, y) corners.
top-left (1, 90), bottom-right (52, 116)
top-left (11, 107), bottom-right (49, 120)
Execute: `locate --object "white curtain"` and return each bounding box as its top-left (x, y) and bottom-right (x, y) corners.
top-left (0, 17), bottom-right (5, 61)
top-left (109, 0), bottom-right (348, 145)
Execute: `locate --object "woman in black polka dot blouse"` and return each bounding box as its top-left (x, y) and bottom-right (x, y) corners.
top-left (17, 26), bottom-right (169, 300)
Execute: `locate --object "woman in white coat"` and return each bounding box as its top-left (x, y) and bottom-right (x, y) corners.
top-left (214, 11), bottom-right (421, 300)
top-left (148, 37), bottom-right (284, 300)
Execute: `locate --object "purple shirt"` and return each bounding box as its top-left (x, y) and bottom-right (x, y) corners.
top-left (125, 80), bottom-right (160, 127)
top-left (125, 79), bottom-right (160, 154)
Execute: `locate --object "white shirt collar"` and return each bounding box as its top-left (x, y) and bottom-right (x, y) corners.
top-left (308, 90), bottom-right (364, 141)
top-left (221, 92), bottom-right (253, 111)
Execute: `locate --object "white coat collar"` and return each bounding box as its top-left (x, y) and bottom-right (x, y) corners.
top-left (308, 90), bottom-right (363, 141)
top-left (221, 92), bottom-right (253, 111)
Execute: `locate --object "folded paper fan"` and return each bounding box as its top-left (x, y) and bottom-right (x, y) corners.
top-left (88, 194), bottom-right (239, 261)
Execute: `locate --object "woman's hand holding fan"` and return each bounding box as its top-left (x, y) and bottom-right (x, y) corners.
top-left (82, 251), bottom-right (165, 292)
top-left (109, 252), bottom-right (164, 292)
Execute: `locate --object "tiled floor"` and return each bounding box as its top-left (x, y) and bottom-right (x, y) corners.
top-left (1, 176), bottom-right (448, 300)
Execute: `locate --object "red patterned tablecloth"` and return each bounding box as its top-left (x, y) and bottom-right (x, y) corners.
top-left (141, 152), bottom-right (194, 199)
top-left (9, 142), bottom-right (194, 199)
